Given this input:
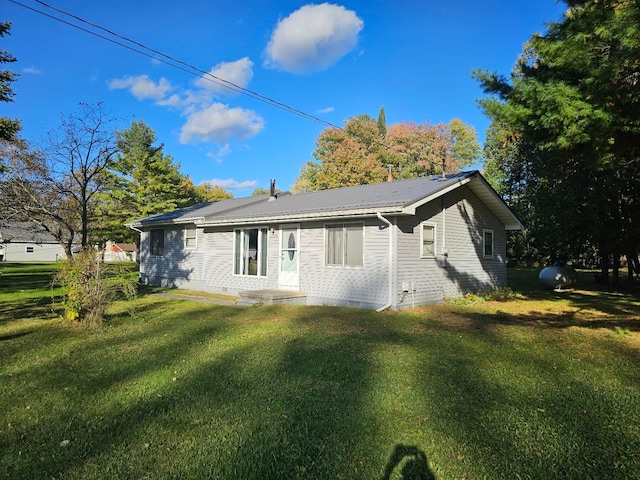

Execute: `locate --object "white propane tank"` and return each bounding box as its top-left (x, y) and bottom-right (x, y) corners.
top-left (539, 266), bottom-right (577, 289)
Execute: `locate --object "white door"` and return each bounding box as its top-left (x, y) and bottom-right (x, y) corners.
top-left (278, 226), bottom-right (299, 289)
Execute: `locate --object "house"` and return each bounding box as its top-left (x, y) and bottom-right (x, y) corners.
top-left (128, 171), bottom-right (523, 310)
top-left (103, 240), bottom-right (137, 262)
top-left (0, 223), bottom-right (71, 262)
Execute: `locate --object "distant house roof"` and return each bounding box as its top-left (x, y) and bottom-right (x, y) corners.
top-left (0, 223), bottom-right (60, 244)
top-left (129, 171), bottom-right (524, 231)
top-left (111, 242), bottom-right (137, 253)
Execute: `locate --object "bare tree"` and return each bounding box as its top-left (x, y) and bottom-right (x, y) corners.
top-left (0, 103), bottom-right (118, 257)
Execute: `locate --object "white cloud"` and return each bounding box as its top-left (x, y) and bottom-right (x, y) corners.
top-left (206, 144), bottom-right (233, 164)
top-left (265, 3), bottom-right (363, 73)
top-left (110, 58), bottom-right (264, 147)
top-left (201, 178), bottom-right (258, 190)
top-left (23, 66), bottom-right (42, 75)
top-left (180, 103), bottom-right (265, 144)
top-left (317, 106), bottom-right (335, 114)
top-left (195, 57), bottom-right (254, 95)
top-left (108, 75), bottom-right (173, 101)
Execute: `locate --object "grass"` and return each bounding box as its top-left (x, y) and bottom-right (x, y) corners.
top-left (1, 265), bottom-right (639, 479)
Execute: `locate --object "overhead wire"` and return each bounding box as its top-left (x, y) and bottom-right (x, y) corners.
top-left (8, 0), bottom-right (339, 128)
top-left (7, 0), bottom-right (437, 164)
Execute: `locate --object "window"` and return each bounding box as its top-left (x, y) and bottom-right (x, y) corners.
top-left (326, 223), bottom-right (363, 267)
top-left (483, 229), bottom-right (494, 258)
top-left (421, 223), bottom-right (436, 257)
top-left (185, 226), bottom-right (197, 249)
top-left (150, 229), bottom-right (165, 256)
top-left (25, 246), bottom-right (34, 253)
top-left (234, 228), bottom-right (268, 276)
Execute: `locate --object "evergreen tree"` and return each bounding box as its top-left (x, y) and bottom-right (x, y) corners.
top-left (0, 21), bottom-right (21, 150)
top-left (97, 120), bottom-right (195, 242)
top-left (474, 0), bottom-right (640, 281)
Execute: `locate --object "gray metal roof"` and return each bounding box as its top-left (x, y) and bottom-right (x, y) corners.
top-left (0, 223), bottom-right (60, 244)
top-left (129, 194), bottom-right (272, 226)
top-left (129, 171), bottom-right (523, 230)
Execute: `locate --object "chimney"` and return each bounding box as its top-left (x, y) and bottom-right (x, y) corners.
top-left (268, 179), bottom-right (276, 201)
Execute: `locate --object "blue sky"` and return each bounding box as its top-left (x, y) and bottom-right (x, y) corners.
top-left (4, 0), bottom-right (566, 195)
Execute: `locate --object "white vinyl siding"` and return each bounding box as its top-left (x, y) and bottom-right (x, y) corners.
top-left (395, 186), bottom-right (507, 307)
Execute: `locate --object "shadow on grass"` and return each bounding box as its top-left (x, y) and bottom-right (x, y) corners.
top-left (0, 295), bottom-right (60, 325)
top-left (3, 292), bottom-right (640, 479)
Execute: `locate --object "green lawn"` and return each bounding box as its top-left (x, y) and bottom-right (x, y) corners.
top-left (1, 264), bottom-right (639, 479)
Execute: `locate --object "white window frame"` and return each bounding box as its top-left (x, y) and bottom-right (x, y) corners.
top-left (184, 226), bottom-right (197, 249)
top-left (420, 223), bottom-right (436, 258)
top-left (233, 227), bottom-right (268, 277)
top-left (483, 229), bottom-right (494, 259)
top-left (325, 222), bottom-right (364, 268)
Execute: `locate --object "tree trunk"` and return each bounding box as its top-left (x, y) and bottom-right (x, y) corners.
top-left (628, 251), bottom-right (640, 282)
top-left (598, 249), bottom-right (610, 285)
top-left (612, 251), bottom-right (620, 287)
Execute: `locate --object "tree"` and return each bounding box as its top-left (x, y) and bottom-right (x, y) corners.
top-left (0, 103), bottom-right (118, 257)
top-left (98, 120), bottom-right (197, 241)
top-left (377, 106), bottom-right (387, 137)
top-left (292, 113), bottom-right (480, 192)
top-left (0, 21), bottom-right (21, 169)
top-left (195, 182), bottom-right (234, 201)
top-left (474, 0), bottom-right (640, 282)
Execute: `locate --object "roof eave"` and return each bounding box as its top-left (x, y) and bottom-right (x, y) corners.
top-left (401, 174), bottom-right (474, 215)
top-left (199, 207), bottom-right (408, 226)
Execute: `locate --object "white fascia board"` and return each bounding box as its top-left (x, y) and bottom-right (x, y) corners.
top-left (127, 217), bottom-right (205, 229)
top-left (199, 208), bottom-right (407, 227)
top-left (401, 176), bottom-right (473, 215)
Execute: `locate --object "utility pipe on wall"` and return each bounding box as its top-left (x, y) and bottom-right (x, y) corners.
top-left (376, 212), bottom-right (394, 312)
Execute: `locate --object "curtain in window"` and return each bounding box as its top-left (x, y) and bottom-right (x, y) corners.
top-left (260, 228), bottom-right (268, 276)
top-left (235, 228), bottom-right (268, 276)
top-left (326, 225), bottom-right (343, 265)
top-left (422, 225), bottom-right (434, 255)
top-left (345, 224), bottom-right (363, 266)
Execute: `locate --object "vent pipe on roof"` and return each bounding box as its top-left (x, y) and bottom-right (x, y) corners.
top-left (268, 179), bottom-right (277, 201)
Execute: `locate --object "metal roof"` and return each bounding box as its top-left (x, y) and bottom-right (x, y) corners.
top-left (129, 171), bottom-right (524, 231)
top-left (0, 223), bottom-right (60, 244)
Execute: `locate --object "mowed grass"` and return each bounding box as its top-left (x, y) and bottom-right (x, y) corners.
top-left (1, 265), bottom-right (639, 479)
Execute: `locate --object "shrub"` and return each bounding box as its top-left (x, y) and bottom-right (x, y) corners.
top-left (53, 248), bottom-right (137, 327)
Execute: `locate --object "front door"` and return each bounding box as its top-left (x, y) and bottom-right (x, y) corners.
top-left (278, 226), bottom-right (299, 289)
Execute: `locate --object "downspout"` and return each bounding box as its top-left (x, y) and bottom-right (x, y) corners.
top-left (128, 224), bottom-right (144, 275)
top-left (376, 212), bottom-right (394, 312)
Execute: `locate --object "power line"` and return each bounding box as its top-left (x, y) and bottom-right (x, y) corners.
top-left (8, 0), bottom-right (340, 129)
top-left (8, 0), bottom-right (435, 163)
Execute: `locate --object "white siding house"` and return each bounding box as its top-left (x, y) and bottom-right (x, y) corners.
top-left (0, 224), bottom-right (70, 262)
top-left (130, 171), bottom-right (523, 310)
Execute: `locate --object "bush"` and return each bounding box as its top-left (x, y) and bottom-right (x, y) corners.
top-left (53, 248), bottom-right (137, 327)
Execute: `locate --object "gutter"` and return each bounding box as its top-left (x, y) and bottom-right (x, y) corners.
top-left (376, 212), bottom-right (394, 312)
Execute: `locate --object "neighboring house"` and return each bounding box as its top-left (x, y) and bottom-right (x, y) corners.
top-left (0, 223), bottom-right (71, 262)
top-left (129, 171), bottom-right (523, 310)
top-left (103, 241), bottom-right (137, 262)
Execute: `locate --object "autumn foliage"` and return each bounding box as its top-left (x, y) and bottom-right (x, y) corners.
top-left (293, 113), bottom-right (480, 192)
